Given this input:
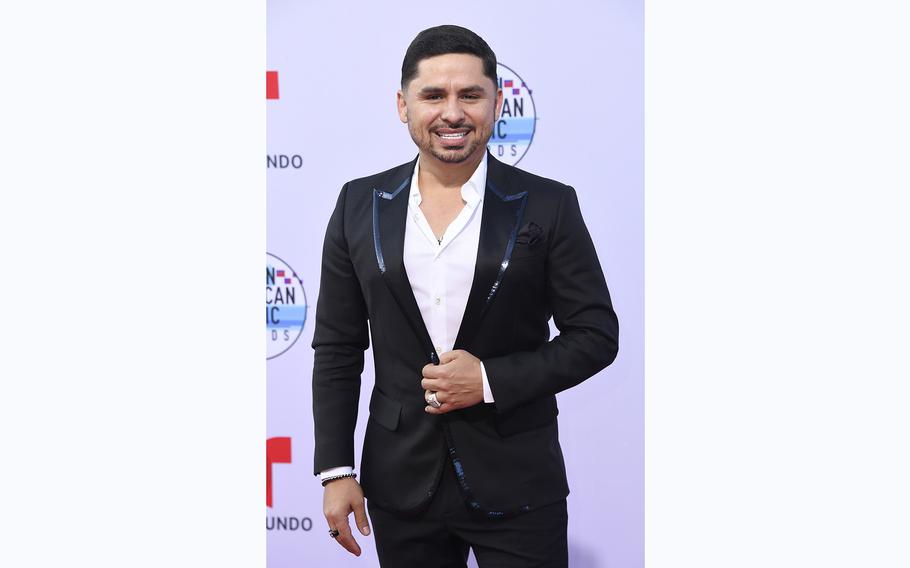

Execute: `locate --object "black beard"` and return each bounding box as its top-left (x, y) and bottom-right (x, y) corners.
top-left (407, 118), bottom-right (493, 164)
top-left (430, 139), bottom-right (480, 163)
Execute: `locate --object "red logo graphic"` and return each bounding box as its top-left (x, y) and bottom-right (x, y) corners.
top-left (267, 437), bottom-right (291, 507)
top-left (267, 71), bottom-right (280, 100)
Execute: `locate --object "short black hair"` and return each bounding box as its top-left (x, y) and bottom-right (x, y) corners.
top-left (401, 25), bottom-right (498, 90)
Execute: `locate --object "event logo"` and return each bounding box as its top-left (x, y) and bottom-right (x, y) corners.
top-left (267, 71), bottom-right (279, 100)
top-left (488, 63), bottom-right (537, 166)
top-left (267, 253), bottom-right (307, 359)
top-left (266, 437), bottom-right (313, 531)
top-left (267, 437), bottom-right (291, 508)
top-left (267, 154), bottom-right (303, 169)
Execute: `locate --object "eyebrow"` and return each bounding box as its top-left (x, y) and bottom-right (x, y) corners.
top-left (418, 85), bottom-right (486, 96)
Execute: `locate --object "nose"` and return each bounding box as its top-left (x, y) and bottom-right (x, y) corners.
top-left (440, 95), bottom-right (465, 124)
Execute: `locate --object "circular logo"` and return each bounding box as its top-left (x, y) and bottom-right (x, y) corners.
top-left (488, 63), bottom-right (537, 166)
top-left (267, 253), bottom-right (307, 359)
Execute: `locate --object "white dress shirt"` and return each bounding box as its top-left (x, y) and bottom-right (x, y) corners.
top-left (320, 154), bottom-right (494, 482)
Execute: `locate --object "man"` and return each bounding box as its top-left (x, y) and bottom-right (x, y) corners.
top-left (312, 25), bottom-right (619, 567)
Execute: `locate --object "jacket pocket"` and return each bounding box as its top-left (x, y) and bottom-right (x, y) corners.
top-left (369, 389), bottom-right (402, 431)
top-left (510, 241), bottom-right (545, 261)
top-left (494, 396), bottom-right (558, 437)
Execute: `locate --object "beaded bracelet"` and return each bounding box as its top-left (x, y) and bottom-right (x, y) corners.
top-left (321, 472), bottom-right (357, 487)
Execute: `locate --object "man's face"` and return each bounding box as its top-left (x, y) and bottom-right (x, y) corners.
top-left (397, 53), bottom-right (503, 165)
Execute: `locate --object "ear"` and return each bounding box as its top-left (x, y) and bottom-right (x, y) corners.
top-left (397, 89), bottom-right (408, 124)
top-left (494, 87), bottom-right (504, 120)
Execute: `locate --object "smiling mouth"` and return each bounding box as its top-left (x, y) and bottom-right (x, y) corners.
top-left (434, 130), bottom-right (470, 146)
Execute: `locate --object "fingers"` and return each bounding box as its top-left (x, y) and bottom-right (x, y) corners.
top-left (421, 363), bottom-right (444, 379)
top-left (352, 498), bottom-right (371, 537)
top-left (424, 388), bottom-right (447, 405)
top-left (423, 351), bottom-right (465, 377)
top-left (325, 492), bottom-right (364, 557)
top-left (421, 364), bottom-right (452, 389)
top-left (328, 513), bottom-right (361, 556)
top-left (424, 388), bottom-right (454, 414)
top-left (323, 479), bottom-right (368, 556)
top-left (439, 350), bottom-right (460, 364)
top-left (425, 402), bottom-right (454, 414)
top-left (422, 353), bottom-right (463, 384)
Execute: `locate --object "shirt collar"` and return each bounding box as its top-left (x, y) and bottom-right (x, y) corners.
top-left (409, 152), bottom-right (487, 208)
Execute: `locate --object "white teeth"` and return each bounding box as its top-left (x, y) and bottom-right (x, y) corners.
top-left (439, 132), bottom-right (466, 139)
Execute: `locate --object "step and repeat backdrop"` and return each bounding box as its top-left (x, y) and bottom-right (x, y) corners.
top-left (267, 1), bottom-right (643, 566)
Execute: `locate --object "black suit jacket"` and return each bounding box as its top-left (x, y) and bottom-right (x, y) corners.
top-left (312, 152), bottom-right (619, 517)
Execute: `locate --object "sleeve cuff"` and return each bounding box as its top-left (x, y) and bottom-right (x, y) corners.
top-left (480, 361), bottom-right (495, 403)
top-left (319, 466), bottom-right (354, 482)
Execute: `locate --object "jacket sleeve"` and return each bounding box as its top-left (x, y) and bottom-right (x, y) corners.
top-left (311, 183), bottom-right (369, 475)
top-left (482, 185), bottom-right (619, 413)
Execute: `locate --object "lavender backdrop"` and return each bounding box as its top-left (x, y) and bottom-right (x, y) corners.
top-left (267, 1), bottom-right (643, 566)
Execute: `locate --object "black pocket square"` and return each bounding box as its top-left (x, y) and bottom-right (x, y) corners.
top-left (515, 221), bottom-right (544, 246)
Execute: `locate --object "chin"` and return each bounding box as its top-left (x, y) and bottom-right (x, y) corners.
top-left (433, 151), bottom-right (470, 163)
top-left (431, 143), bottom-right (481, 164)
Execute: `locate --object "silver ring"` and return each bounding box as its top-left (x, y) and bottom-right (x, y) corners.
top-left (427, 391), bottom-right (442, 409)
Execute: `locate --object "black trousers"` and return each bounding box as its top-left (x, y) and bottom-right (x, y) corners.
top-left (367, 457), bottom-right (568, 568)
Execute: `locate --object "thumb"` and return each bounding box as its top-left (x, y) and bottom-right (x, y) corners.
top-left (352, 498), bottom-right (371, 536)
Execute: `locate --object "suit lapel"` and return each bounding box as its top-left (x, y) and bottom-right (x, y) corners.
top-left (454, 154), bottom-right (528, 351)
top-left (372, 157), bottom-right (438, 361)
top-left (372, 154), bottom-right (529, 360)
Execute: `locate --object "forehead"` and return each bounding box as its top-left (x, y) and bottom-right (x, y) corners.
top-left (411, 53), bottom-right (492, 88)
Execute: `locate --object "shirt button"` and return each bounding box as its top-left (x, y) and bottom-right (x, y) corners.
top-left (435, 346), bottom-right (442, 353)
top-left (434, 297), bottom-right (441, 305)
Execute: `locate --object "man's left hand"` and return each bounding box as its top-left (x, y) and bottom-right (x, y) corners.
top-left (421, 350), bottom-right (484, 414)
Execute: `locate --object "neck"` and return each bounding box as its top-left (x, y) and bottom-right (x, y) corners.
top-left (418, 149), bottom-right (484, 190)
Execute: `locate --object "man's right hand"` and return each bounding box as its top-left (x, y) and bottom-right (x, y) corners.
top-left (323, 477), bottom-right (371, 556)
